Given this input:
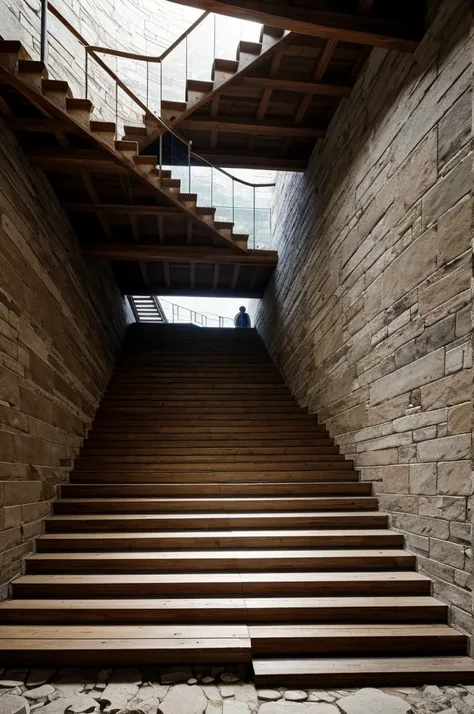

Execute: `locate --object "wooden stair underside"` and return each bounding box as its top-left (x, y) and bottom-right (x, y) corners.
top-left (0, 42), bottom-right (278, 297)
top-left (2, 324), bottom-right (474, 686)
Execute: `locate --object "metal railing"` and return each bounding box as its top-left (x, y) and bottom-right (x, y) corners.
top-left (160, 299), bottom-right (234, 328)
top-left (35, 2), bottom-right (275, 249)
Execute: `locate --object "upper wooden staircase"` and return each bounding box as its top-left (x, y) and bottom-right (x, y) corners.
top-left (1, 324), bottom-right (474, 686)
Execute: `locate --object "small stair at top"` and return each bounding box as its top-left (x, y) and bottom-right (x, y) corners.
top-left (0, 324), bottom-right (473, 685)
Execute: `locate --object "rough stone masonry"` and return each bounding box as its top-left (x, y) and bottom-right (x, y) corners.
top-left (255, 0), bottom-right (474, 642)
top-left (0, 118), bottom-right (131, 599)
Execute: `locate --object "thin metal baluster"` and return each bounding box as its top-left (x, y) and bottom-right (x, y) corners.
top-left (115, 82), bottom-right (118, 140)
top-left (253, 186), bottom-right (256, 250)
top-left (84, 49), bottom-right (88, 98)
top-left (159, 133), bottom-right (163, 185)
top-left (40, 0), bottom-right (48, 65)
top-left (159, 60), bottom-right (163, 114)
top-left (213, 14), bottom-right (216, 64)
top-left (232, 179), bottom-right (235, 223)
top-left (210, 166), bottom-right (213, 206)
top-left (188, 140), bottom-right (192, 193)
top-left (185, 35), bottom-right (188, 103)
top-left (146, 61), bottom-right (149, 106)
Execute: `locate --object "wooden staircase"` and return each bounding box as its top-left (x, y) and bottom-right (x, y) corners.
top-left (1, 324), bottom-right (474, 686)
top-left (0, 41), bottom-right (250, 252)
top-left (125, 26), bottom-right (290, 152)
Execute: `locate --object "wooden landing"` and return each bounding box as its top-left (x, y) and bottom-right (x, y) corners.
top-left (2, 324), bottom-right (474, 685)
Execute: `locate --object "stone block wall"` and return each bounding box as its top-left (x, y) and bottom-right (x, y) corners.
top-left (255, 0), bottom-right (474, 635)
top-left (0, 118), bottom-right (131, 597)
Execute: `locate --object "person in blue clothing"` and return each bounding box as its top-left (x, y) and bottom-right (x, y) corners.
top-left (234, 305), bottom-right (251, 328)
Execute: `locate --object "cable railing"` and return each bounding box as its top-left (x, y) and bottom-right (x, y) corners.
top-left (160, 299), bottom-right (235, 328)
top-left (33, 1), bottom-right (275, 249)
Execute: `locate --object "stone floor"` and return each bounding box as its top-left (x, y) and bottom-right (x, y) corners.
top-left (1, 666), bottom-right (473, 714)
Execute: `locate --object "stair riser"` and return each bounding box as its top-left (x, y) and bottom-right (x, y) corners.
top-left (0, 606), bottom-right (446, 625)
top-left (45, 514), bottom-right (388, 531)
top-left (72, 461), bottom-right (351, 471)
top-left (52, 498), bottom-right (378, 514)
top-left (252, 636), bottom-right (467, 657)
top-left (13, 581), bottom-right (429, 599)
top-left (36, 534), bottom-right (403, 551)
top-left (60, 484), bottom-right (371, 498)
top-left (253, 671), bottom-right (474, 688)
top-left (69, 471), bottom-right (358, 484)
top-left (78, 448), bottom-right (340, 457)
top-left (0, 646), bottom-right (251, 667)
top-left (26, 555), bottom-right (416, 574)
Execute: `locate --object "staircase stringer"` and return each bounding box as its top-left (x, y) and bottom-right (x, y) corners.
top-left (137, 30), bottom-right (294, 153)
top-left (0, 52), bottom-right (246, 253)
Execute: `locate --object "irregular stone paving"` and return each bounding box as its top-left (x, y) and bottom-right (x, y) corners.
top-left (0, 667), bottom-right (473, 714)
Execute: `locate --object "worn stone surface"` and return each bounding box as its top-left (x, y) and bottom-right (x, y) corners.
top-left (338, 689), bottom-right (411, 714)
top-left (160, 684), bottom-right (208, 714)
top-left (0, 695), bottom-right (30, 714)
top-left (254, 0), bottom-right (474, 633)
top-left (0, 117), bottom-right (131, 598)
top-left (4, 669), bottom-right (474, 714)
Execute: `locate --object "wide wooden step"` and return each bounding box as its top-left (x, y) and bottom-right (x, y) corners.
top-left (13, 571), bottom-right (430, 599)
top-left (0, 597), bottom-right (446, 625)
top-left (0, 624), bottom-right (251, 665)
top-left (253, 657), bottom-right (474, 687)
top-left (78, 446), bottom-right (340, 458)
top-left (25, 549), bottom-right (415, 573)
top-left (73, 461), bottom-right (352, 472)
top-left (60, 482), bottom-right (371, 498)
top-left (52, 496), bottom-right (377, 513)
top-left (250, 624), bottom-right (467, 657)
top-left (45, 510), bottom-right (389, 532)
top-left (36, 529), bottom-right (402, 552)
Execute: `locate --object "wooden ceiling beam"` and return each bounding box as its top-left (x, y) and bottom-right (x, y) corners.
top-left (358, 0), bottom-right (375, 12)
top-left (83, 244), bottom-right (278, 266)
top-left (293, 38), bottom-right (339, 130)
top-left (180, 119), bottom-right (325, 138)
top-left (170, 1), bottom-right (420, 52)
top-left (123, 287), bottom-right (262, 298)
top-left (26, 148), bottom-right (127, 174)
top-left (196, 151), bottom-right (307, 171)
top-left (80, 172), bottom-right (113, 238)
top-left (241, 77), bottom-right (352, 97)
top-left (62, 203), bottom-right (181, 215)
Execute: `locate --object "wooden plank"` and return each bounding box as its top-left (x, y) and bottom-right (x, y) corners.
top-left (242, 77), bottom-right (352, 96)
top-left (82, 244), bottom-right (278, 265)
top-left (168, 1), bottom-right (420, 52)
top-left (63, 203), bottom-right (181, 215)
top-left (179, 118), bottom-right (325, 138)
top-left (253, 657), bottom-right (474, 687)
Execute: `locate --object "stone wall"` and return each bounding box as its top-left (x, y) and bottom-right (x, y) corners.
top-left (0, 118), bottom-right (131, 598)
top-left (255, 0), bottom-right (474, 636)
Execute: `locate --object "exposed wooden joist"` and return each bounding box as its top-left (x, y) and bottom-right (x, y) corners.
top-left (123, 287), bottom-right (262, 298)
top-left (80, 172), bottom-right (112, 238)
top-left (170, 1), bottom-right (420, 52)
top-left (179, 119), bottom-right (325, 138)
top-left (231, 264), bottom-right (240, 290)
top-left (83, 244), bottom-right (278, 266)
top-left (63, 203), bottom-right (181, 215)
top-left (26, 148), bottom-right (127, 174)
top-left (241, 77), bottom-right (352, 97)
top-left (163, 261), bottom-right (171, 288)
top-left (294, 39), bottom-right (339, 127)
top-left (256, 87), bottom-right (273, 121)
top-left (358, 0), bottom-right (375, 12)
top-left (190, 262), bottom-right (196, 289)
top-left (212, 263), bottom-right (220, 290)
top-left (197, 152), bottom-right (307, 172)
